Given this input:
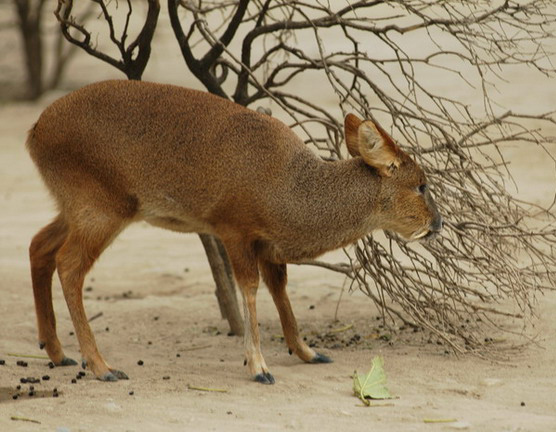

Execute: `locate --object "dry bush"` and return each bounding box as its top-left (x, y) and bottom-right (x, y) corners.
top-left (57, 0), bottom-right (556, 352)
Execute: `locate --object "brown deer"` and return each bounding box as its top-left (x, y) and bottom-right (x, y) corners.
top-left (27, 80), bottom-right (442, 384)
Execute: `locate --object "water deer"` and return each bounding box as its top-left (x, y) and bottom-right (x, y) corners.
top-left (27, 80), bottom-right (442, 384)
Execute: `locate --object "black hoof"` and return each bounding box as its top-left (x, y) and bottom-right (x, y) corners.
top-left (311, 353), bottom-right (333, 364)
top-left (98, 372), bottom-right (118, 382)
top-left (59, 357), bottom-right (78, 366)
top-left (39, 342), bottom-right (45, 350)
top-left (254, 372), bottom-right (275, 385)
top-left (110, 369), bottom-right (129, 380)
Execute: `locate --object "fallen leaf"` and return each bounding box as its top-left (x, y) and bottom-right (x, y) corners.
top-left (353, 356), bottom-right (396, 405)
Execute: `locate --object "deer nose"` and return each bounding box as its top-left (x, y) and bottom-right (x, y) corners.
top-left (431, 215), bottom-right (443, 233)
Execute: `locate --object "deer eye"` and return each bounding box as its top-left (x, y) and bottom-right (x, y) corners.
top-left (417, 184), bottom-right (428, 194)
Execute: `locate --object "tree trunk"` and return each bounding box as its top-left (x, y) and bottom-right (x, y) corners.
top-left (14, 0), bottom-right (46, 100)
top-left (199, 234), bottom-right (244, 336)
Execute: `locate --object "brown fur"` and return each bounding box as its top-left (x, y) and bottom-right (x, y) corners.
top-left (27, 80), bottom-right (442, 383)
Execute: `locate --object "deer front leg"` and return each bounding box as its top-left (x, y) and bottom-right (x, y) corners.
top-left (223, 239), bottom-right (274, 384)
top-left (260, 260), bottom-right (332, 364)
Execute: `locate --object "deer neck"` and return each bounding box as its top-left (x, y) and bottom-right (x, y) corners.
top-left (269, 154), bottom-right (382, 261)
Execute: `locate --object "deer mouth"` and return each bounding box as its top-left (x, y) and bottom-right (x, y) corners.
top-left (411, 227), bottom-right (440, 242)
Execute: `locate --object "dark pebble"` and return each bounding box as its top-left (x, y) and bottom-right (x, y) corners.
top-left (129, 391), bottom-right (134, 396)
top-left (227, 411), bottom-right (232, 415)
top-left (42, 375), bottom-right (50, 381)
top-left (12, 395), bottom-right (18, 400)
top-left (16, 361), bottom-right (28, 367)
top-left (163, 376), bottom-right (170, 380)
top-left (309, 305), bottom-right (315, 310)
top-left (49, 362), bottom-right (55, 369)
top-left (153, 316), bottom-right (159, 321)
top-left (53, 388), bottom-right (58, 392)
top-left (53, 392), bottom-right (59, 398)
top-left (71, 378), bottom-right (77, 384)
top-left (76, 375), bottom-right (82, 380)
top-left (176, 354), bottom-right (181, 358)
top-left (29, 391), bottom-right (35, 397)
top-left (0, 359), bottom-right (5, 365)
top-left (137, 360), bottom-right (144, 366)
top-left (521, 401), bottom-right (525, 406)
top-left (29, 386), bottom-right (35, 391)
top-left (105, 327), bottom-right (110, 332)
top-left (78, 371), bottom-right (86, 377)
top-left (16, 385), bottom-right (21, 390)
top-left (85, 286), bottom-right (93, 292)
top-left (69, 331), bottom-right (74, 336)
top-left (20, 378), bottom-right (28, 384)
top-left (148, 341), bottom-right (152, 345)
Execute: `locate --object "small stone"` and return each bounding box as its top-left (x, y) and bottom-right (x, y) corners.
top-left (12, 395), bottom-right (18, 400)
top-left (129, 391), bottom-right (134, 396)
top-left (521, 401), bottom-right (525, 406)
top-left (71, 378), bottom-right (77, 384)
top-left (137, 360), bottom-right (144, 366)
top-left (78, 371), bottom-right (86, 377)
top-left (176, 354), bottom-right (181, 358)
top-left (105, 327), bottom-right (110, 332)
top-left (42, 375), bottom-right (50, 381)
top-left (48, 361), bottom-right (55, 369)
top-left (163, 376), bottom-right (170, 380)
top-left (0, 359), bottom-right (5, 365)
top-left (309, 305), bottom-right (315, 310)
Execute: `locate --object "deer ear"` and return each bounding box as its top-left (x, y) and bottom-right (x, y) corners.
top-left (344, 113), bottom-right (363, 157)
top-left (358, 120), bottom-right (401, 177)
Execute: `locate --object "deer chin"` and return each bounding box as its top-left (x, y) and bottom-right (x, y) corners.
top-left (409, 227), bottom-right (431, 242)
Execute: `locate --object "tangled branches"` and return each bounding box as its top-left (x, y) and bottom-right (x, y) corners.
top-left (57, 0), bottom-right (556, 351)
top-left (168, 0), bottom-right (556, 351)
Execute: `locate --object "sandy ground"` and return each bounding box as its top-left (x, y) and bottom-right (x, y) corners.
top-left (2, 7), bottom-right (556, 432)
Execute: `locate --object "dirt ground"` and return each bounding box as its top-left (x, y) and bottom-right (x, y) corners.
top-left (1, 10), bottom-right (556, 432)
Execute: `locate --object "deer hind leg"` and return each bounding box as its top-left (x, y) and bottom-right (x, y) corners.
top-left (29, 214), bottom-right (76, 366)
top-left (223, 239), bottom-right (274, 384)
top-left (260, 260), bottom-right (332, 364)
top-left (56, 209), bottom-right (129, 381)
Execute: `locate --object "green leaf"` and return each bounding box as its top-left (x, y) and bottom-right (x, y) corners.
top-left (353, 356), bottom-right (395, 405)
